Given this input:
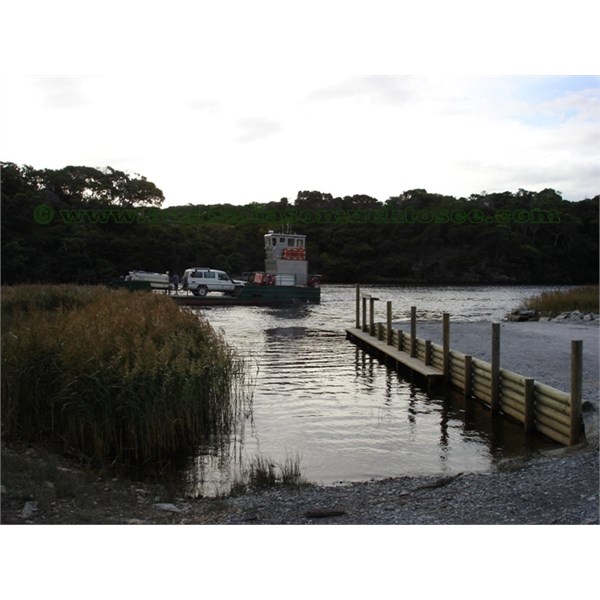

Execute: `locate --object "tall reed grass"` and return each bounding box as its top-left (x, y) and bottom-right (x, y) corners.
top-left (1, 285), bottom-right (245, 467)
top-left (521, 285), bottom-right (599, 316)
top-left (229, 453), bottom-right (308, 495)
top-left (1, 284), bottom-right (101, 334)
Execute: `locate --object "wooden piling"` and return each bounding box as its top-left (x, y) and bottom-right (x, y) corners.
top-left (386, 301), bottom-right (393, 346)
top-left (410, 306), bottom-right (416, 358)
top-left (464, 355), bottom-right (472, 400)
top-left (524, 378), bottom-right (535, 433)
top-left (369, 297), bottom-right (375, 336)
top-left (425, 340), bottom-right (432, 366)
top-left (362, 297), bottom-right (367, 332)
top-left (355, 284), bottom-right (360, 328)
top-left (491, 323), bottom-right (500, 412)
top-left (570, 340), bottom-right (583, 445)
top-left (443, 313), bottom-right (450, 384)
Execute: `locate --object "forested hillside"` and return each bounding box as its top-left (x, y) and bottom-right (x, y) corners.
top-left (2, 162), bottom-right (598, 285)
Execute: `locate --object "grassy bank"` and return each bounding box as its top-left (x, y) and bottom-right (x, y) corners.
top-left (1, 285), bottom-right (245, 468)
top-left (521, 285), bottom-right (599, 316)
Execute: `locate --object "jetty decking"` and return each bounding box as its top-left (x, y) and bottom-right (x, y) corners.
top-left (346, 326), bottom-right (443, 385)
top-left (346, 286), bottom-right (583, 446)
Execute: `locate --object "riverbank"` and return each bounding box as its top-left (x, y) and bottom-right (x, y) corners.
top-left (2, 439), bottom-right (597, 525)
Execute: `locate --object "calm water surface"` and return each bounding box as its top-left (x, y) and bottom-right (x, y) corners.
top-left (188, 285), bottom-right (563, 496)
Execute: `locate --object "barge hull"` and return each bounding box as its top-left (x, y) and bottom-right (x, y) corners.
top-left (172, 285), bottom-right (320, 306)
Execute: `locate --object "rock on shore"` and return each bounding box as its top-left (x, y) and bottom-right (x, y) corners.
top-left (507, 309), bottom-right (600, 323)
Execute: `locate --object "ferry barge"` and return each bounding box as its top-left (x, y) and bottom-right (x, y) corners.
top-left (171, 230), bottom-right (320, 306)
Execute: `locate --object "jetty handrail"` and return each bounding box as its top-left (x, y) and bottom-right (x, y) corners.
top-left (349, 284), bottom-right (583, 446)
top-left (356, 286), bottom-right (380, 334)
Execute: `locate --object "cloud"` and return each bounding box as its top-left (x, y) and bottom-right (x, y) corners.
top-left (187, 98), bottom-right (220, 113)
top-left (33, 77), bottom-right (89, 109)
top-left (235, 116), bottom-right (282, 142)
top-left (307, 76), bottom-right (415, 105)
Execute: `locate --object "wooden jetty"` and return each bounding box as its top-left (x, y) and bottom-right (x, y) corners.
top-left (346, 285), bottom-right (583, 446)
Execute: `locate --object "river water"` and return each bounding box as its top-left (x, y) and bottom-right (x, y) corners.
top-left (187, 285), bottom-right (564, 496)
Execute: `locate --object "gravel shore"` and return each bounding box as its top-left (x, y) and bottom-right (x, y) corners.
top-left (2, 441), bottom-right (597, 525)
top-left (213, 445), bottom-right (598, 525)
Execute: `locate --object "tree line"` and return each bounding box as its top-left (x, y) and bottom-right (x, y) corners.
top-left (2, 162), bottom-right (598, 285)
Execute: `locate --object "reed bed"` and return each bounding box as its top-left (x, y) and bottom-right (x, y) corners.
top-left (1, 284), bottom-right (100, 326)
top-left (1, 285), bottom-right (245, 467)
top-left (521, 285), bottom-right (599, 316)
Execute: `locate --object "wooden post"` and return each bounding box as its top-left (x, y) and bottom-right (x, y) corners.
top-left (410, 306), bottom-right (417, 358)
top-left (524, 378), bottom-right (535, 433)
top-left (443, 313), bottom-right (450, 384)
top-left (464, 355), bottom-right (472, 400)
top-left (570, 340), bottom-right (583, 445)
top-left (369, 297), bottom-right (375, 336)
top-left (362, 297), bottom-right (367, 332)
top-left (386, 301), bottom-right (393, 346)
top-left (355, 284), bottom-right (360, 328)
top-left (425, 340), bottom-right (432, 366)
top-left (491, 323), bottom-right (500, 412)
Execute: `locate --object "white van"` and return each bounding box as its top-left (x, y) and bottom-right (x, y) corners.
top-left (182, 268), bottom-right (245, 296)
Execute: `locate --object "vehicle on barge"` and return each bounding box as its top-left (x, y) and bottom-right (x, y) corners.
top-left (181, 268), bottom-right (246, 296)
top-left (124, 270), bottom-right (170, 290)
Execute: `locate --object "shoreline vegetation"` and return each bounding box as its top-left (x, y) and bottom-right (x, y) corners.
top-left (1, 285), bottom-right (246, 473)
top-left (520, 285), bottom-right (599, 317)
top-left (2, 162), bottom-right (599, 286)
top-left (228, 454), bottom-right (309, 496)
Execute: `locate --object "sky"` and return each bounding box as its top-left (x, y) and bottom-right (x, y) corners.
top-left (2, 74), bottom-right (598, 206)
top-left (1, 2), bottom-right (598, 208)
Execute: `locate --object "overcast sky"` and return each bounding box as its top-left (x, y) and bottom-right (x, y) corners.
top-left (2, 74), bottom-right (598, 206)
